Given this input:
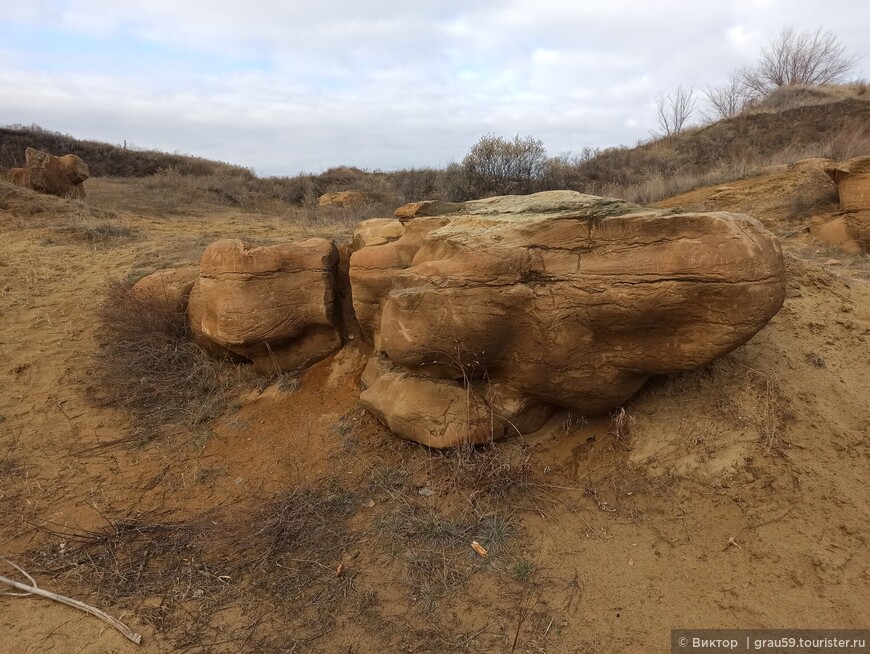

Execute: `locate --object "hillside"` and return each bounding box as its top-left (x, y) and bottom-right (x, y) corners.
top-left (4, 83), bottom-right (870, 208)
top-left (0, 125), bottom-right (241, 177)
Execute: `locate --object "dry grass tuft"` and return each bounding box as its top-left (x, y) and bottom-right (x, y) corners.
top-left (32, 510), bottom-right (219, 633)
top-left (441, 444), bottom-right (533, 499)
top-left (826, 119), bottom-right (870, 160)
top-left (610, 407), bottom-right (635, 445)
top-left (90, 280), bottom-right (254, 445)
top-left (58, 222), bottom-right (137, 244)
top-left (225, 483), bottom-right (358, 572)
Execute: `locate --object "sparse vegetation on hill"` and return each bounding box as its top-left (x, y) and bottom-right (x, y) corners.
top-left (0, 124), bottom-right (243, 177)
top-left (6, 80), bottom-right (870, 217)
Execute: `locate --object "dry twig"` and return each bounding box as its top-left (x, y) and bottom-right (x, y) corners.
top-left (0, 558), bottom-right (142, 645)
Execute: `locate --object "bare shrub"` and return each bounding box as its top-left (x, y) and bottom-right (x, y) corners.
top-left (460, 134), bottom-right (548, 198)
top-left (703, 72), bottom-right (754, 120)
top-left (90, 280), bottom-right (252, 445)
top-left (390, 167), bottom-right (441, 202)
top-left (654, 85), bottom-right (698, 136)
top-left (442, 444), bottom-right (533, 499)
top-left (742, 27), bottom-right (859, 96)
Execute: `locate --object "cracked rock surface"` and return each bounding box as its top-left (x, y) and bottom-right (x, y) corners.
top-left (351, 191), bottom-right (786, 447)
top-left (188, 238), bottom-right (342, 373)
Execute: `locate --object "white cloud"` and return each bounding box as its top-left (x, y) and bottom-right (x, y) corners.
top-left (1, 0), bottom-right (867, 175)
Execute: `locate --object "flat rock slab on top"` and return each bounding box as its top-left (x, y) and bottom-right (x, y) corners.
top-left (351, 191), bottom-right (786, 448)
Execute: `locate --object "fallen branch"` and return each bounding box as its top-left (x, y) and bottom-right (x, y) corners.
top-left (1, 559), bottom-right (142, 645)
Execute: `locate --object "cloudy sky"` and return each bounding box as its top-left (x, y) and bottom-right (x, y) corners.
top-left (1, 1), bottom-right (867, 176)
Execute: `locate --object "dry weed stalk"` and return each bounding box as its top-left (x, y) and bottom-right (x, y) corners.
top-left (610, 407), bottom-right (635, 445)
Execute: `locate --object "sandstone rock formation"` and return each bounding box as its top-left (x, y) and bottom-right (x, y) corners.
top-left (820, 158), bottom-right (870, 252)
top-left (132, 265), bottom-right (200, 314)
top-left (317, 190), bottom-right (370, 208)
top-left (188, 238), bottom-right (342, 373)
top-left (7, 147), bottom-right (90, 199)
top-left (826, 157), bottom-right (870, 211)
top-left (351, 191), bottom-right (786, 448)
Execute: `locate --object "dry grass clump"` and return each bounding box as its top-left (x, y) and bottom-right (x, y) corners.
top-left (32, 510), bottom-right (219, 634)
top-left (375, 498), bottom-right (515, 607)
top-left (29, 480), bottom-right (364, 644)
top-left (90, 280), bottom-right (253, 445)
top-left (57, 222), bottom-right (137, 244)
top-left (442, 444), bottom-right (533, 499)
top-left (826, 119), bottom-right (870, 160)
top-left (364, 444), bottom-right (530, 609)
top-left (610, 407), bottom-right (635, 445)
top-left (226, 483), bottom-right (357, 572)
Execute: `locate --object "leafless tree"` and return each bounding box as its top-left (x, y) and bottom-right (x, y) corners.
top-left (702, 71), bottom-right (754, 120)
top-left (742, 27), bottom-right (859, 95)
top-left (654, 85), bottom-right (697, 137)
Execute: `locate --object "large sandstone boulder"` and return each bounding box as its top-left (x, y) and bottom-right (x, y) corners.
top-left (825, 157), bottom-right (870, 212)
top-left (188, 239), bottom-right (342, 373)
top-left (317, 190), bottom-right (370, 208)
top-left (7, 147), bottom-right (89, 199)
top-left (351, 191), bottom-right (786, 448)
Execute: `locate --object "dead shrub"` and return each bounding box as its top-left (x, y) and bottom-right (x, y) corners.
top-left (31, 510), bottom-right (218, 634)
top-left (90, 280), bottom-right (252, 445)
top-left (826, 120), bottom-right (870, 160)
top-left (375, 498), bottom-right (514, 607)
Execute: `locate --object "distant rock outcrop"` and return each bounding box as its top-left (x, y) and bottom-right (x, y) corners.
top-left (6, 147), bottom-right (89, 199)
top-left (822, 157), bottom-right (870, 252)
top-left (187, 239), bottom-right (342, 373)
top-left (317, 190), bottom-right (370, 208)
top-left (350, 191), bottom-right (786, 447)
top-left (826, 157), bottom-right (870, 211)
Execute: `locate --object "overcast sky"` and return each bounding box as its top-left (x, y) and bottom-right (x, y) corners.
top-left (1, 1), bottom-right (867, 176)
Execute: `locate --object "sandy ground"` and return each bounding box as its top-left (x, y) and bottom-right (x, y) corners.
top-left (0, 173), bottom-right (868, 653)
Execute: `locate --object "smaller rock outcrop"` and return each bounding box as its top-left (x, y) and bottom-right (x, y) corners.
top-left (132, 266), bottom-right (200, 314)
top-left (7, 147), bottom-right (90, 198)
top-left (825, 157), bottom-right (870, 212)
top-left (317, 190), bottom-right (370, 208)
top-left (188, 239), bottom-right (342, 373)
top-left (821, 157), bottom-right (870, 252)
